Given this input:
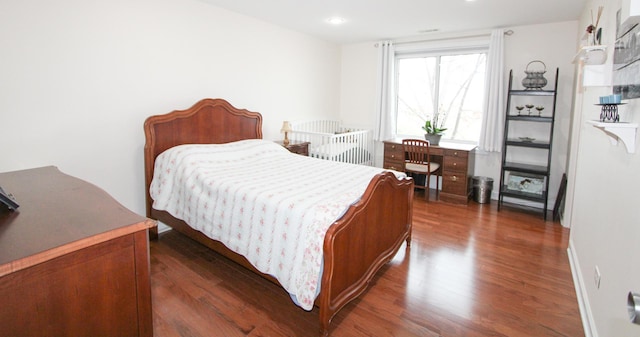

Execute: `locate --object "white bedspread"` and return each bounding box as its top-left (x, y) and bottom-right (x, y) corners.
top-left (150, 139), bottom-right (404, 310)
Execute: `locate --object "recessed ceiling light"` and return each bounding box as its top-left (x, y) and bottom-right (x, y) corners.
top-left (326, 16), bottom-right (346, 25)
top-left (418, 28), bottom-right (439, 33)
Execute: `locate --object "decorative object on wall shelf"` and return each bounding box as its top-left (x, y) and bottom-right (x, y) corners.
top-left (522, 61), bottom-right (548, 90)
top-left (535, 106), bottom-right (545, 116)
top-left (599, 94), bottom-right (622, 104)
top-left (587, 120), bottom-right (638, 153)
top-left (597, 103), bottom-right (625, 122)
top-left (585, 6), bottom-right (604, 46)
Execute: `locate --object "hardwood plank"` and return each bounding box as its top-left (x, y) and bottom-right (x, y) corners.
top-left (151, 195), bottom-right (584, 336)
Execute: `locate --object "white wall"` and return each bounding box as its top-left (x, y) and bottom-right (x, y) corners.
top-left (0, 0), bottom-right (340, 216)
top-left (567, 0), bottom-right (640, 336)
top-left (338, 42), bottom-right (379, 128)
top-left (338, 21), bottom-right (578, 210)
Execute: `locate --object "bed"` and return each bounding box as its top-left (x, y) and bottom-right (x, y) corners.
top-left (143, 98), bottom-right (414, 336)
top-left (289, 120), bottom-right (374, 165)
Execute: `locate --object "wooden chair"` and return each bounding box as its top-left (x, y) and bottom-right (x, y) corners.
top-left (402, 139), bottom-right (441, 201)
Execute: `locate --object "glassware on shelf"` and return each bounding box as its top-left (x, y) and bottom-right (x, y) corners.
top-left (515, 106), bottom-right (524, 115)
top-left (535, 106), bottom-right (544, 116)
top-left (525, 104), bottom-right (534, 115)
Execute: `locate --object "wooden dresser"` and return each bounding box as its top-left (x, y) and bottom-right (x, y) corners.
top-left (0, 166), bottom-right (156, 336)
top-left (383, 139), bottom-right (476, 204)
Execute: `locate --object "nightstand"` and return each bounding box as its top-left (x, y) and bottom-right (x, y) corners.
top-left (276, 140), bottom-right (310, 156)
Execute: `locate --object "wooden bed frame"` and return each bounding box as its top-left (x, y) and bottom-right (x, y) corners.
top-left (143, 98), bottom-right (414, 336)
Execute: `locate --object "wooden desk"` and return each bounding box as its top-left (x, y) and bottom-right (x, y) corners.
top-left (383, 139), bottom-right (476, 204)
top-left (0, 166), bottom-right (156, 336)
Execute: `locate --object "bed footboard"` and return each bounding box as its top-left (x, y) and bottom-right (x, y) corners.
top-left (318, 171), bottom-right (414, 335)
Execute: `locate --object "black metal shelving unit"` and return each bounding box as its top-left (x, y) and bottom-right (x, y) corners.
top-left (498, 68), bottom-right (558, 219)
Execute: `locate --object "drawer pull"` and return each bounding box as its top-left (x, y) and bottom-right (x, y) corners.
top-left (391, 154), bottom-right (395, 158)
top-left (391, 145), bottom-right (396, 149)
top-left (453, 162), bottom-right (457, 167)
top-left (453, 151), bottom-right (458, 156)
top-left (451, 175), bottom-right (458, 182)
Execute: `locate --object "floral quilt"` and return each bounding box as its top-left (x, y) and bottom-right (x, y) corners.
top-left (150, 139), bottom-right (404, 310)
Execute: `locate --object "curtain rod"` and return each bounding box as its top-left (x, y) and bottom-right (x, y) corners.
top-left (375, 29), bottom-right (513, 47)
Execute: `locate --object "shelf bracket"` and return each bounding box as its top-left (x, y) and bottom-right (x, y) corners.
top-left (587, 120), bottom-right (638, 153)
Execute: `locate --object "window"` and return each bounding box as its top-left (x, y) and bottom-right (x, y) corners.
top-left (395, 50), bottom-right (487, 143)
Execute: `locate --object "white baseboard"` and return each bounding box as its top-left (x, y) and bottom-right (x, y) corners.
top-left (568, 239), bottom-right (597, 337)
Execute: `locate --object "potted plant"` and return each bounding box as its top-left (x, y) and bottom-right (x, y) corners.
top-left (422, 112), bottom-right (447, 145)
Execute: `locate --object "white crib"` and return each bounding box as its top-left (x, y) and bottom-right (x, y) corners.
top-left (289, 120), bottom-right (374, 166)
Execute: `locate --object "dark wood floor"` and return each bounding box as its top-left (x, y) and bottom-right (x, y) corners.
top-left (150, 194), bottom-right (584, 337)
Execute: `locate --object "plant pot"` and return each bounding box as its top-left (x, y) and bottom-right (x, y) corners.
top-left (424, 133), bottom-right (442, 145)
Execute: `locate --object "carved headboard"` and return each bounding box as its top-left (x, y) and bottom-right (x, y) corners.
top-left (143, 98), bottom-right (263, 216)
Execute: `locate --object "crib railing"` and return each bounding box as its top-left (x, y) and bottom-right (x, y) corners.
top-left (289, 120), bottom-right (373, 166)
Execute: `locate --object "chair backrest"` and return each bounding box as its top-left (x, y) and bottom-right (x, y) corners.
top-left (402, 139), bottom-right (431, 165)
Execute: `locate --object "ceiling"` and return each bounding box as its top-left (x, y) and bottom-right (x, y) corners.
top-left (197, 0), bottom-right (588, 44)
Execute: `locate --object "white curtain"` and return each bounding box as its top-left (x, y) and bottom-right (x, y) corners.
top-left (478, 29), bottom-right (505, 152)
top-left (374, 41), bottom-right (396, 142)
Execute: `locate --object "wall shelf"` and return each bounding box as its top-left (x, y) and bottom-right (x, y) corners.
top-left (573, 45), bottom-right (608, 65)
top-left (572, 46), bottom-right (610, 87)
top-left (587, 120), bottom-right (638, 153)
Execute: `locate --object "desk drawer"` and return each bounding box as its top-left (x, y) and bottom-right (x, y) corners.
top-left (442, 172), bottom-right (468, 195)
top-left (384, 142), bottom-right (404, 157)
top-left (443, 155), bottom-right (468, 173)
top-left (444, 149), bottom-right (468, 159)
top-left (383, 142), bottom-right (404, 171)
top-left (383, 159), bottom-right (404, 172)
